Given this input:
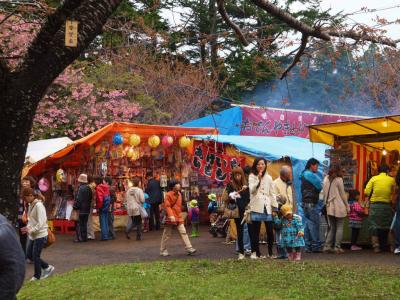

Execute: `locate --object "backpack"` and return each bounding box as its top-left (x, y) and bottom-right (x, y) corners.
top-left (102, 195), bottom-right (111, 212)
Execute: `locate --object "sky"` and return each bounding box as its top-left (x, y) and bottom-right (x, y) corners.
top-left (319, 0), bottom-right (400, 39)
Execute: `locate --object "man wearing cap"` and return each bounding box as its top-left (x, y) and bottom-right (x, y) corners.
top-left (74, 174), bottom-right (92, 242)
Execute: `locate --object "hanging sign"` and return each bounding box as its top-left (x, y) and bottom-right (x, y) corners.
top-left (191, 141), bottom-right (244, 183)
top-left (65, 20), bottom-right (78, 47)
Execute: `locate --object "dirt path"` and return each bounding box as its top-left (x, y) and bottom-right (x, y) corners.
top-left (25, 226), bottom-right (400, 279)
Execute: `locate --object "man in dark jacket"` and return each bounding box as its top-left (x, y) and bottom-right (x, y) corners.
top-left (105, 177), bottom-right (116, 240)
top-left (300, 158), bottom-right (323, 253)
top-left (0, 213), bottom-right (25, 300)
top-left (145, 171), bottom-right (163, 231)
top-left (74, 174), bottom-right (92, 242)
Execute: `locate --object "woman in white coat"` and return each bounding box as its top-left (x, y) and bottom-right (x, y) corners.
top-left (125, 177), bottom-right (145, 241)
top-left (248, 157), bottom-right (278, 259)
top-left (322, 164), bottom-right (350, 253)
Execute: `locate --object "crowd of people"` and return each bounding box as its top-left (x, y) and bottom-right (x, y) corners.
top-left (3, 156), bottom-right (400, 298)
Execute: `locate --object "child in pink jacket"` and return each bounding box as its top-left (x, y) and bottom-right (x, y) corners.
top-left (348, 190), bottom-right (365, 251)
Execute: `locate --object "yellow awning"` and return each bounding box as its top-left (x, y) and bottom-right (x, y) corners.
top-left (309, 115), bottom-right (400, 151)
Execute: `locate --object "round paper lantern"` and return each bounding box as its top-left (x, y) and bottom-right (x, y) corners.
top-left (131, 148), bottom-right (141, 160)
top-left (148, 135), bottom-right (160, 148)
top-left (38, 178), bottom-right (50, 192)
top-left (179, 136), bottom-right (191, 148)
top-left (129, 134), bottom-right (141, 147)
top-left (112, 133), bottom-right (123, 145)
top-left (162, 135), bottom-right (174, 148)
top-left (126, 147), bottom-right (134, 158)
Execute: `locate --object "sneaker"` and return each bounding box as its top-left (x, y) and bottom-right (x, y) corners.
top-left (394, 247), bottom-right (400, 255)
top-left (160, 250), bottom-right (170, 257)
top-left (258, 255), bottom-right (266, 259)
top-left (238, 253), bottom-right (245, 260)
top-left (244, 250), bottom-right (252, 256)
top-left (187, 248), bottom-right (197, 255)
top-left (259, 240), bottom-right (267, 244)
top-left (351, 245), bottom-right (362, 251)
top-left (269, 255), bottom-right (278, 259)
top-left (41, 265), bottom-right (55, 279)
top-left (29, 277), bottom-right (39, 282)
top-left (334, 248), bottom-right (345, 254)
top-left (323, 247), bottom-right (334, 253)
top-left (250, 252), bottom-right (258, 260)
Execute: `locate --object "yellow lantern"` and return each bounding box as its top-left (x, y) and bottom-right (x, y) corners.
top-left (131, 148), bottom-right (141, 160)
top-left (179, 136), bottom-right (191, 148)
top-left (148, 135), bottom-right (160, 148)
top-left (126, 147), bottom-right (134, 158)
top-left (129, 134), bottom-right (141, 147)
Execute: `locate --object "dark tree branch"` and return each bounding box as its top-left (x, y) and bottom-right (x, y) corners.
top-left (216, 0), bottom-right (249, 46)
top-left (327, 29), bottom-right (397, 47)
top-left (250, 0), bottom-right (331, 41)
top-left (280, 34), bottom-right (308, 79)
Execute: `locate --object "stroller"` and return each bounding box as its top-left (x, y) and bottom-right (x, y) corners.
top-left (209, 214), bottom-right (229, 238)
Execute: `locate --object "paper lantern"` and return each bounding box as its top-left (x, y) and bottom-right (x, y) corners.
top-left (112, 133), bottom-right (123, 145)
top-left (179, 136), bottom-right (191, 148)
top-left (148, 135), bottom-right (160, 148)
top-left (162, 135), bottom-right (174, 148)
top-left (126, 147), bottom-right (134, 158)
top-left (38, 178), bottom-right (50, 192)
top-left (131, 148), bottom-right (141, 160)
top-left (129, 134), bottom-right (141, 147)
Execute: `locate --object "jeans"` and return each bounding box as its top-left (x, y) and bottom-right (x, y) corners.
top-left (234, 218), bottom-right (244, 254)
top-left (99, 210), bottom-right (110, 240)
top-left (236, 223), bottom-right (251, 252)
top-left (351, 228), bottom-right (360, 246)
top-left (126, 215), bottom-right (142, 239)
top-left (78, 214), bottom-right (89, 242)
top-left (108, 211), bottom-right (116, 239)
top-left (149, 203), bottom-right (161, 231)
top-left (325, 216), bottom-right (345, 249)
top-left (303, 204), bottom-right (321, 251)
top-left (26, 237), bottom-right (49, 279)
top-left (276, 229), bottom-right (288, 258)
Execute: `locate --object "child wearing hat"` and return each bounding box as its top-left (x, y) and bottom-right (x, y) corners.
top-left (274, 204), bottom-right (305, 261)
top-left (207, 193), bottom-right (218, 224)
top-left (189, 200), bottom-right (200, 237)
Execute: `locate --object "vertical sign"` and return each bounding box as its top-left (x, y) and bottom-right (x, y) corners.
top-left (65, 20), bottom-right (78, 47)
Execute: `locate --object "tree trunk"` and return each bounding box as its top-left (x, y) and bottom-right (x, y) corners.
top-left (0, 0), bottom-right (123, 222)
top-left (208, 0), bottom-right (218, 68)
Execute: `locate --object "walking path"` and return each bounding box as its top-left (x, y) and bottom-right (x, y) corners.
top-left (26, 226), bottom-right (400, 279)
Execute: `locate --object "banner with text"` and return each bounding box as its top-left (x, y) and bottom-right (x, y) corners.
top-left (240, 107), bottom-right (358, 137)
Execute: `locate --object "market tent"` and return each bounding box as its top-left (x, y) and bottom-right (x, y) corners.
top-left (194, 134), bottom-right (330, 211)
top-left (309, 115), bottom-right (400, 151)
top-left (182, 106), bottom-right (242, 135)
top-left (25, 137), bottom-right (73, 164)
top-left (28, 122), bottom-right (218, 177)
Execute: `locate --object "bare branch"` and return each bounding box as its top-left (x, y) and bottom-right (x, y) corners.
top-left (280, 34), bottom-right (308, 79)
top-left (216, 0), bottom-right (249, 46)
top-left (0, 10), bottom-right (17, 26)
top-left (250, 0), bottom-right (331, 41)
top-left (327, 29), bottom-right (397, 47)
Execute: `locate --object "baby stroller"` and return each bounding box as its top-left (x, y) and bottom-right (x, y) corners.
top-left (209, 214), bottom-right (229, 238)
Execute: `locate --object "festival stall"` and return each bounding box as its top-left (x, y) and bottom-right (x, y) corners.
top-left (27, 122), bottom-right (217, 234)
top-left (309, 115), bottom-right (400, 243)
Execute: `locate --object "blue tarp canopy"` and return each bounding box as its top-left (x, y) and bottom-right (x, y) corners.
top-left (182, 107), bottom-right (242, 135)
top-left (193, 134), bottom-right (330, 214)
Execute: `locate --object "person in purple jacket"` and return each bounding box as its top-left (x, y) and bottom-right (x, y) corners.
top-left (189, 200), bottom-right (200, 237)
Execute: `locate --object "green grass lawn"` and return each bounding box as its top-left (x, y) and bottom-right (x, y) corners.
top-left (19, 259), bottom-right (400, 300)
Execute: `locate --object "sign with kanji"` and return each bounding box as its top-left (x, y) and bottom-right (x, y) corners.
top-left (191, 141), bottom-right (245, 183)
top-left (65, 20), bottom-right (78, 47)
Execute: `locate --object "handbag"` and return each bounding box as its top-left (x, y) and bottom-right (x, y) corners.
top-left (223, 202), bottom-right (239, 219)
top-left (139, 206), bottom-right (148, 218)
top-left (45, 229), bottom-right (56, 248)
top-left (70, 209), bottom-right (79, 221)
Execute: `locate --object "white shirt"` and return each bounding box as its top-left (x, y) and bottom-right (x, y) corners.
top-left (27, 199), bottom-right (48, 240)
top-left (249, 173), bottom-right (278, 214)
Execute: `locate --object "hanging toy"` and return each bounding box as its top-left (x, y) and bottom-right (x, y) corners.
top-left (38, 178), bottom-right (50, 192)
top-left (56, 169), bottom-right (66, 183)
top-left (129, 134), bottom-right (141, 147)
top-left (126, 147), bottom-right (134, 158)
top-left (162, 135), bottom-right (174, 148)
top-left (112, 133), bottom-right (124, 145)
top-left (148, 135), bottom-right (160, 148)
top-left (179, 136), bottom-right (191, 148)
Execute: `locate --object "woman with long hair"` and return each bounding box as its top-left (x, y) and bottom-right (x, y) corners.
top-left (223, 167), bottom-right (250, 260)
top-left (248, 157), bottom-right (278, 259)
top-left (322, 163), bottom-right (349, 253)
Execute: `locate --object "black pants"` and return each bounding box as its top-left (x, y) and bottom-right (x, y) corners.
top-left (126, 215), bottom-right (142, 239)
top-left (149, 203), bottom-right (160, 231)
top-left (351, 228), bottom-right (360, 246)
top-left (234, 218), bottom-right (244, 254)
top-left (78, 214), bottom-right (89, 242)
top-left (378, 229), bottom-right (389, 250)
top-left (108, 211), bottom-right (116, 239)
top-left (248, 221), bottom-right (274, 256)
top-left (18, 220), bottom-right (27, 255)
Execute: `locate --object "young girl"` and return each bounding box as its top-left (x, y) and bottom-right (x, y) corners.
top-left (348, 189), bottom-right (364, 251)
top-left (21, 187), bottom-right (54, 281)
top-left (273, 204), bottom-right (305, 261)
top-left (189, 199), bottom-right (200, 237)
